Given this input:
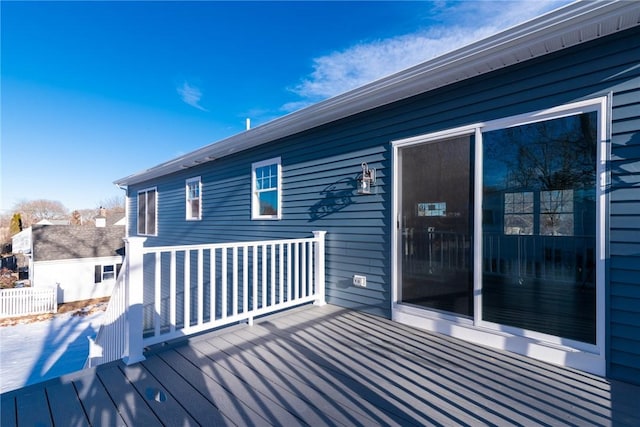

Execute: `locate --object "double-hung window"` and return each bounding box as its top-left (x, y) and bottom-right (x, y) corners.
top-left (137, 187), bottom-right (157, 235)
top-left (186, 177), bottom-right (202, 220)
top-left (252, 157), bottom-right (281, 220)
top-left (94, 264), bottom-right (122, 283)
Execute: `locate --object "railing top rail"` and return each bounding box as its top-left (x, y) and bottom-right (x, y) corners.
top-left (142, 235), bottom-right (322, 254)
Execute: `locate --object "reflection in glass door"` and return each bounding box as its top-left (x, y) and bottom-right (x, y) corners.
top-left (399, 136), bottom-right (474, 317)
top-left (482, 112), bottom-right (597, 343)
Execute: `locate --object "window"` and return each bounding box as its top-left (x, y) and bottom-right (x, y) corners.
top-left (252, 157), bottom-right (281, 220)
top-left (504, 192), bottom-right (534, 235)
top-left (186, 177), bottom-right (202, 220)
top-left (418, 202), bottom-right (447, 217)
top-left (540, 189), bottom-right (573, 236)
top-left (137, 187), bottom-right (157, 235)
top-left (94, 264), bottom-right (122, 283)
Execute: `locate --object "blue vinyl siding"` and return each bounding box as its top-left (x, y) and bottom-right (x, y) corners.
top-left (609, 74), bottom-right (640, 382)
top-left (127, 26), bottom-right (640, 383)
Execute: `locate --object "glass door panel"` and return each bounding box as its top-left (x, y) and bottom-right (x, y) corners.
top-left (482, 112), bottom-right (597, 343)
top-left (399, 136), bottom-right (474, 317)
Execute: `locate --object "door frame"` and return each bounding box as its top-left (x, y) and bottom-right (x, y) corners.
top-left (390, 96), bottom-right (609, 376)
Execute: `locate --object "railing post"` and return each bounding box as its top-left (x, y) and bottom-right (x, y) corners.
top-left (123, 236), bottom-right (147, 365)
top-left (312, 231), bottom-right (327, 306)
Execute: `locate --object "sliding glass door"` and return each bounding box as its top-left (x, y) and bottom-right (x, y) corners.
top-left (398, 135), bottom-right (474, 317)
top-left (394, 100), bottom-right (603, 350)
top-left (482, 112), bottom-right (597, 343)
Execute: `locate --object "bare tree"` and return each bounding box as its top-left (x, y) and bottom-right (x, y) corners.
top-left (12, 199), bottom-right (69, 227)
top-left (98, 195), bottom-right (125, 220)
top-left (98, 195), bottom-right (125, 210)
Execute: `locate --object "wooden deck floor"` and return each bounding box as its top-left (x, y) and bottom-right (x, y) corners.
top-left (2, 304), bottom-right (639, 426)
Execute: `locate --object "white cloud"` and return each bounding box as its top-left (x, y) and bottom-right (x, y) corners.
top-left (177, 81), bottom-right (208, 111)
top-left (286, 1), bottom-right (571, 111)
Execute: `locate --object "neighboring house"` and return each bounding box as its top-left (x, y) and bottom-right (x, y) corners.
top-left (36, 219), bottom-right (71, 226)
top-left (11, 219), bottom-right (125, 303)
top-left (115, 2), bottom-right (640, 385)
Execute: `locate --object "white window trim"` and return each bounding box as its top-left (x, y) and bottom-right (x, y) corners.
top-left (102, 265), bottom-right (115, 281)
top-left (137, 187), bottom-right (158, 236)
top-left (251, 157), bottom-right (282, 220)
top-left (185, 176), bottom-right (202, 221)
top-left (391, 95), bottom-right (609, 376)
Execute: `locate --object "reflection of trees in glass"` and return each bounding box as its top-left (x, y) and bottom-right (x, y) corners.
top-left (540, 189), bottom-right (574, 235)
top-left (484, 112), bottom-right (597, 237)
top-left (486, 112), bottom-right (597, 192)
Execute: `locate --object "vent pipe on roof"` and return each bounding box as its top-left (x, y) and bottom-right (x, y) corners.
top-left (246, 118), bottom-right (251, 131)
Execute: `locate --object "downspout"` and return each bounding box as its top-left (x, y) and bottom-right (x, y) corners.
top-left (115, 184), bottom-right (129, 239)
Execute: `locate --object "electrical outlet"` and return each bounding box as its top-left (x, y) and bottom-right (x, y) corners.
top-left (353, 275), bottom-right (367, 287)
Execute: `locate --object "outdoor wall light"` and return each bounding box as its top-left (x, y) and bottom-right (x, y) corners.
top-left (357, 162), bottom-right (376, 194)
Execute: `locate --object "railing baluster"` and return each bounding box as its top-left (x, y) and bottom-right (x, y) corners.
top-left (232, 246), bottom-right (238, 316)
top-left (301, 241), bottom-right (307, 298)
top-left (221, 247), bottom-right (227, 319)
top-left (307, 241), bottom-right (314, 297)
top-left (170, 250), bottom-right (176, 333)
top-left (184, 250), bottom-right (191, 328)
top-left (279, 243), bottom-right (284, 304)
top-left (270, 244), bottom-right (276, 307)
top-left (252, 245), bottom-right (258, 313)
top-left (243, 245), bottom-right (248, 314)
top-left (210, 248), bottom-right (216, 321)
top-left (198, 248), bottom-right (204, 326)
top-left (287, 243), bottom-right (292, 302)
top-left (154, 251), bottom-right (162, 338)
top-left (294, 242), bottom-right (300, 299)
top-left (261, 244), bottom-right (267, 308)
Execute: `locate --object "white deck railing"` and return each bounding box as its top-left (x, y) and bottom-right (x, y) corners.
top-left (0, 286), bottom-right (57, 318)
top-left (87, 231), bottom-right (326, 368)
top-left (86, 258), bottom-right (129, 368)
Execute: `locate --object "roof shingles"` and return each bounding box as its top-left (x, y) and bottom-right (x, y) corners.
top-left (32, 225), bottom-right (125, 262)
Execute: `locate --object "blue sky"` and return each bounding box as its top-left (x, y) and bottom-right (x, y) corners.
top-left (1, 0), bottom-right (572, 213)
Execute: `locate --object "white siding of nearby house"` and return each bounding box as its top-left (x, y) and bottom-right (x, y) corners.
top-left (32, 256), bottom-right (122, 303)
top-left (11, 228), bottom-right (31, 254)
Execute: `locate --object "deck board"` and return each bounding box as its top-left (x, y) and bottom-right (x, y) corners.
top-left (216, 328), bottom-right (402, 425)
top-left (241, 322), bottom-right (427, 425)
top-left (73, 369), bottom-right (128, 426)
top-left (141, 354), bottom-right (234, 426)
top-left (202, 336), bottom-right (383, 426)
top-left (97, 364), bottom-right (164, 427)
top-left (16, 386), bottom-right (50, 426)
top-left (46, 381), bottom-right (90, 427)
top-left (292, 308), bottom-right (610, 425)
top-left (276, 310), bottom-right (512, 424)
top-left (253, 314), bottom-right (473, 425)
top-left (189, 339), bottom-right (342, 426)
top-left (335, 309), bottom-right (616, 421)
top-left (0, 392), bottom-right (16, 427)
top-left (174, 344), bottom-right (307, 425)
top-left (157, 348), bottom-right (269, 426)
top-left (1, 304), bottom-right (639, 426)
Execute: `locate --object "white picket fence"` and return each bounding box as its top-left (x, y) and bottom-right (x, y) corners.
top-left (87, 231), bottom-right (326, 368)
top-left (0, 287), bottom-right (57, 318)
